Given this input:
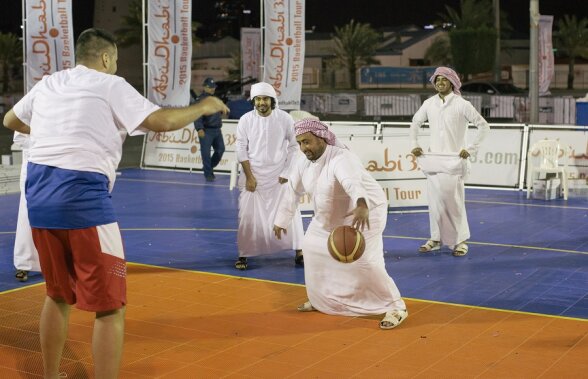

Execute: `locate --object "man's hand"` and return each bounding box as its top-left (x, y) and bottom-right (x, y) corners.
top-left (346, 198), bottom-right (370, 231)
top-left (411, 147), bottom-right (423, 157)
top-left (246, 175), bottom-right (257, 192)
top-left (273, 225), bottom-right (287, 239)
top-left (197, 130), bottom-right (205, 138)
top-left (459, 149), bottom-right (470, 159)
top-left (278, 177), bottom-right (288, 184)
top-left (199, 96), bottom-right (230, 116)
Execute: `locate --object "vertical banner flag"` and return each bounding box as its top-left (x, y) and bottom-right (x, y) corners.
top-left (25, 0), bottom-right (75, 91)
top-left (538, 15), bottom-right (554, 95)
top-left (241, 27), bottom-right (261, 93)
top-left (144, 0), bottom-right (195, 168)
top-left (147, 0), bottom-right (192, 106)
top-left (263, 0), bottom-right (305, 110)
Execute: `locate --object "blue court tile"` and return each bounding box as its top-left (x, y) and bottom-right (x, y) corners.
top-left (1, 168), bottom-right (587, 319)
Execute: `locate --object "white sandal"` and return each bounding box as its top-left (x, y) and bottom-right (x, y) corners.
top-left (419, 240), bottom-right (441, 253)
top-left (453, 242), bottom-right (469, 257)
top-left (380, 309), bottom-right (408, 330)
top-left (297, 301), bottom-right (316, 312)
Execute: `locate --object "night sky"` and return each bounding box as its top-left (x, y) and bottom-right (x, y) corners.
top-left (1, 0), bottom-right (587, 38)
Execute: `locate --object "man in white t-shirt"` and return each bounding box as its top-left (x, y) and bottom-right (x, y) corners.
top-left (2, 28), bottom-right (228, 378)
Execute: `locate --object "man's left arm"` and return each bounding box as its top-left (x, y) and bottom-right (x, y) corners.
top-left (279, 115), bottom-right (298, 182)
top-left (3, 109), bottom-right (30, 135)
top-left (463, 102), bottom-right (490, 157)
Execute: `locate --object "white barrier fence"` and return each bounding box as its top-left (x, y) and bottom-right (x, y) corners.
top-left (301, 93), bottom-right (579, 124)
top-left (142, 120), bottom-right (588, 209)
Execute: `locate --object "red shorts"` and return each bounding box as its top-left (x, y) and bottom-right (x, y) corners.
top-left (32, 223), bottom-right (127, 312)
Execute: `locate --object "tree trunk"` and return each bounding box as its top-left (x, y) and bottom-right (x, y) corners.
top-left (567, 58), bottom-right (575, 89)
top-left (349, 64), bottom-right (356, 89)
top-left (2, 62), bottom-right (9, 93)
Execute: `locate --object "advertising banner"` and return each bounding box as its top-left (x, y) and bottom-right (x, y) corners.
top-left (143, 120), bottom-right (238, 171)
top-left (25, 0), bottom-right (75, 91)
top-left (538, 15), bottom-right (554, 95)
top-left (346, 138), bottom-right (428, 207)
top-left (145, 0), bottom-right (194, 167)
top-left (466, 128), bottom-right (522, 187)
top-left (263, 0), bottom-right (305, 110)
top-left (147, 0), bottom-right (192, 106)
top-left (360, 67), bottom-right (436, 87)
top-left (241, 27), bottom-right (261, 92)
top-left (380, 126), bottom-right (523, 188)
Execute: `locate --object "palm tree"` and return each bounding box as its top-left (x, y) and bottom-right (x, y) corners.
top-left (439, 0), bottom-right (494, 29)
top-left (554, 15), bottom-right (588, 89)
top-left (0, 33), bottom-right (22, 93)
top-left (438, 0), bottom-right (497, 80)
top-left (425, 35), bottom-right (452, 66)
top-left (114, 0), bottom-right (143, 47)
top-left (331, 20), bottom-right (380, 89)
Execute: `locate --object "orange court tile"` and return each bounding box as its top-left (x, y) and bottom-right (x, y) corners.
top-left (0, 263), bottom-right (586, 378)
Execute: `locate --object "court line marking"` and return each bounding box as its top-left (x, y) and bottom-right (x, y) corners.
top-left (104, 262), bottom-right (588, 323)
top-left (118, 178), bottom-right (227, 187)
top-left (119, 177), bottom-right (588, 209)
top-left (2, 263), bottom-right (585, 323)
top-left (386, 235), bottom-right (588, 255)
top-left (120, 177), bottom-right (588, 209)
top-left (120, 228), bottom-right (588, 256)
top-left (466, 199), bottom-right (588, 210)
top-left (6, 228), bottom-right (584, 255)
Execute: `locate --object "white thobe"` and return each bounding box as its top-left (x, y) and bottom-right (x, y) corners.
top-left (418, 153), bottom-right (470, 246)
top-left (13, 134), bottom-right (41, 272)
top-left (275, 145), bottom-right (406, 316)
top-left (409, 93), bottom-right (489, 246)
top-left (236, 109), bottom-right (303, 257)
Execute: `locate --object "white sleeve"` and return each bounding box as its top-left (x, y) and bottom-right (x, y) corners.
top-left (274, 156), bottom-right (306, 229)
top-left (463, 101), bottom-right (490, 155)
top-left (236, 116), bottom-right (250, 163)
top-left (12, 82), bottom-right (42, 126)
top-left (280, 114), bottom-right (298, 178)
top-left (333, 153), bottom-right (369, 206)
top-left (108, 78), bottom-right (160, 136)
top-left (409, 101), bottom-right (429, 150)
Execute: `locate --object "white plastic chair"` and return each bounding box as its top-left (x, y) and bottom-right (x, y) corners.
top-left (526, 139), bottom-right (568, 200)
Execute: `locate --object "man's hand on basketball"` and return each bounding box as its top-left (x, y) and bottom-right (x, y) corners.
top-left (278, 177), bottom-right (288, 184)
top-left (411, 147), bottom-right (423, 157)
top-left (459, 149), bottom-right (470, 159)
top-left (245, 176), bottom-right (257, 192)
top-left (346, 198), bottom-right (370, 231)
top-left (273, 225), bottom-right (287, 239)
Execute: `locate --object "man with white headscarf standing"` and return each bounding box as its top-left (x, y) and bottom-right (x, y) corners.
top-left (273, 119), bottom-right (407, 330)
top-left (235, 82), bottom-right (304, 270)
top-left (410, 66), bottom-right (489, 256)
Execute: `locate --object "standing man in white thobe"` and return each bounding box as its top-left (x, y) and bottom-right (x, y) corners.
top-left (410, 66), bottom-right (489, 257)
top-left (13, 133), bottom-right (41, 282)
top-left (274, 119), bottom-right (408, 330)
top-left (235, 82), bottom-right (304, 270)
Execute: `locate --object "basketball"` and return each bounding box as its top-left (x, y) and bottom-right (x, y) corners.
top-left (328, 225), bottom-right (365, 263)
